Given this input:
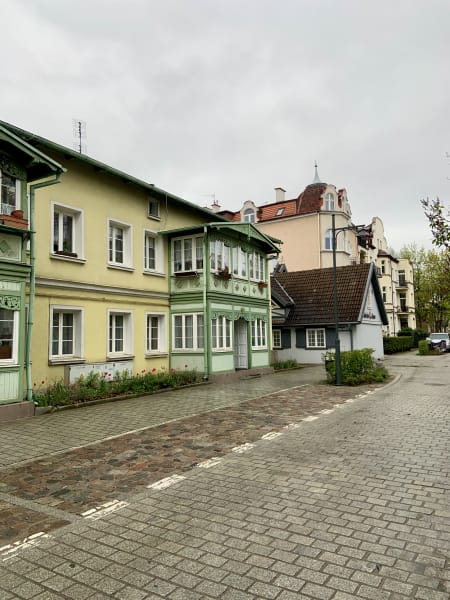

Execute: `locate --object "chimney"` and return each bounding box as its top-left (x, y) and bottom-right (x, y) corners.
top-left (210, 200), bottom-right (221, 213)
top-left (275, 187), bottom-right (286, 202)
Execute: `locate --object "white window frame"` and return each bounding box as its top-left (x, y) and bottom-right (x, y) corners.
top-left (272, 329), bottom-right (282, 349)
top-left (148, 197), bottom-right (160, 220)
top-left (232, 246), bottom-right (248, 278)
top-left (324, 229), bottom-right (334, 251)
top-left (324, 193), bottom-right (335, 211)
top-left (211, 316), bottom-right (232, 351)
top-left (249, 252), bottom-right (265, 281)
top-left (251, 319), bottom-right (267, 349)
top-left (172, 236), bottom-right (204, 273)
top-left (145, 312), bottom-right (167, 354)
top-left (243, 208), bottom-right (255, 223)
top-left (0, 308), bottom-right (19, 365)
top-left (107, 310), bottom-right (133, 357)
top-left (143, 229), bottom-right (164, 274)
top-left (306, 328), bottom-right (326, 349)
top-left (52, 202), bottom-right (84, 259)
top-left (49, 305), bottom-right (84, 360)
top-left (172, 313), bottom-right (204, 351)
top-left (108, 218), bottom-right (133, 268)
top-left (0, 170), bottom-right (19, 215)
top-left (210, 240), bottom-right (230, 273)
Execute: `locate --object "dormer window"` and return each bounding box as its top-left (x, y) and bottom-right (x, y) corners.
top-left (0, 170), bottom-right (19, 215)
top-left (324, 193), bottom-right (335, 211)
top-left (243, 208), bottom-right (255, 223)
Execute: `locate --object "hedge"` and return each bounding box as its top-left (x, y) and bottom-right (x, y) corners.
top-left (383, 336), bottom-right (413, 354)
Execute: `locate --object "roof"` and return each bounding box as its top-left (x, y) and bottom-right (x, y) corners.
top-left (271, 263), bottom-right (388, 326)
top-left (0, 120), bottom-right (223, 221)
top-left (0, 124), bottom-right (64, 181)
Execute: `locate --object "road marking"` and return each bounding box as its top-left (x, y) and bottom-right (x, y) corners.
top-left (303, 415), bottom-right (319, 421)
top-left (148, 474), bottom-right (186, 490)
top-left (1, 532), bottom-right (50, 561)
top-left (319, 409), bottom-right (334, 414)
top-left (261, 432), bottom-right (282, 440)
top-left (284, 423), bottom-right (301, 430)
top-left (232, 443), bottom-right (255, 453)
top-left (81, 499), bottom-right (129, 520)
top-left (197, 457), bottom-right (223, 469)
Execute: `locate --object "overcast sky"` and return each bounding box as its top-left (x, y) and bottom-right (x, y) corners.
top-left (2, 0), bottom-right (449, 252)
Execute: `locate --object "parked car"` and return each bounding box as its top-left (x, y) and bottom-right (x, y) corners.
top-left (426, 332), bottom-right (450, 351)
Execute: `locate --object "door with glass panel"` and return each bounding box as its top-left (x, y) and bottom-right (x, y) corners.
top-left (234, 318), bottom-right (248, 369)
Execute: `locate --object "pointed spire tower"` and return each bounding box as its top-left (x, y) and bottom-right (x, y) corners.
top-left (313, 161), bottom-right (321, 184)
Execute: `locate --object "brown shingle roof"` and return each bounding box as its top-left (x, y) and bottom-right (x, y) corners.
top-left (272, 263), bottom-right (387, 325)
top-left (258, 199), bottom-right (297, 221)
top-left (297, 183), bottom-right (327, 214)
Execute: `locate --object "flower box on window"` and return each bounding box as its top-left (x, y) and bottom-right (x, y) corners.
top-left (174, 271), bottom-right (198, 278)
top-left (258, 281), bottom-right (268, 289)
top-left (216, 267), bottom-right (232, 280)
top-left (55, 250), bottom-right (78, 258)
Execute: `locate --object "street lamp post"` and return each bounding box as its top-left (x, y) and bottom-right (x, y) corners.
top-left (331, 215), bottom-right (369, 385)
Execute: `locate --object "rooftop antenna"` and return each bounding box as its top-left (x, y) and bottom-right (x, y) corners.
top-left (72, 119), bottom-right (87, 153)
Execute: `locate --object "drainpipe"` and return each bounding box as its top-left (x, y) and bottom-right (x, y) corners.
top-left (203, 226), bottom-right (209, 380)
top-left (25, 174), bottom-right (62, 402)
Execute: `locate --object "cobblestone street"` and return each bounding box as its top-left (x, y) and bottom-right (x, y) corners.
top-left (0, 353), bottom-right (449, 599)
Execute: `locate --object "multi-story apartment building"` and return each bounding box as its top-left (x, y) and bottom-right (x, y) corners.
top-left (0, 121), bottom-right (279, 420)
top-left (219, 168), bottom-right (416, 337)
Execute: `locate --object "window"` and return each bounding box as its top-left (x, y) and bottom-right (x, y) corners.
top-left (324, 193), bottom-right (335, 211)
top-left (0, 171), bottom-right (19, 215)
top-left (249, 252), bottom-right (265, 281)
top-left (0, 308), bottom-right (18, 363)
top-left (212, 316), bottom-right (232, 350)
top-left (148, 197), bottom-right (160, 219)
top-left (173, 313), bottom-right (204, 350)
top-left (381, 260), bottom-right (386, 274)
top-left (251, 319), bottom-right (267, 349)
top-left (50, 306), bottom-right (83, 359)
top-left (306, 328), bottom-right (325, 348)
top-left (108, 311), bottom-right (133, 355)
top-left (324, 229), bottom-right (334, 251)
top-left (272, 329), bottom-right (281, 349)
top-left (146, 313), bottom-right (166, 353)
top-left (144, 230), bottom-right (164, 273)
top-left (53, 204), bottom-right (83, 257)
top-left (108, 219), bottom-right (132, 268)
top-left (382, 286), bottom-right (387, 303)
top-left (232, 246), bottom-right (248, 278)
top-left (210, 240), bottom-right (230, 272)
top-left (173, 236), bottom-right (203, 273)
top-left (276, 208), bottom-right (284, 217)
top-left (243, 208), bottom-right (255, 223)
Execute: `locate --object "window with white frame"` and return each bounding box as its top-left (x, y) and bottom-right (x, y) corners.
top-left (172, 236), bottom-right (203, 273)
top-left (249, 252), bottom-right (265, 281)
top-left (210, 240), bottom-right (230, 272)
top-left (272, 329), bottom-right (281, 349)
top-left (243, 208), bottom-right (255, 223)
top-left (146, 313), bottom-right (166, 353)
top-left (0, 170), bottom-right (19, 215)
top-left (108, 219), bottom-right (132, 268)
top-left (53, 204), bottom-right (83, 257)
top-left (306, 328), bottom-right (325, 348)
top-left (148, 197), bottom-right (160, 219)
top-left (324, 229), bottom-right (334, 251)
top-left (0, 308), bottom-right (18, 363)
top-left (50, 306), bottom-right (83, 359)
top-left (173, 313), bottom-right (204, 350)
top-left (143, 230), bottom-right (164, 273)
top-left (232, 246), bottom-right (248, 278)
top-left (211, 316), bottom-right (232, 350)
top-left (324, 193), bottom-right (335, 211)
top-left (251, 318), bottom-right (267, 349)
top-left (108, 311), bottom-right (133, 355)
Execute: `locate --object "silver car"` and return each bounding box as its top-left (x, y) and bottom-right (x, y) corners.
top-left (426, 332), bottom-right (450, 351)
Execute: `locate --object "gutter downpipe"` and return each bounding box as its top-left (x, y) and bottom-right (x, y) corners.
top-left (203, 225), bottom-right (209, 380)
top-left (26, 174), bottom-right (62, 402)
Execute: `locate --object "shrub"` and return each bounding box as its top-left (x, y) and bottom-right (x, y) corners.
top-left (398, 328), bottom-right (427, 348)
top-left (383, 336), bottom-right (413, 354)
top-left (272, 359), bottom-right (299, 370)
top-left (418, 339), bottom-right (430, 355)
top-left (33, 368), bottom-right (203, 408)
top-left (324, 348), bottom-right (389, 386)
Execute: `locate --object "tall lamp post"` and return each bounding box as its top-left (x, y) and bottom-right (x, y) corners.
top-left (331, 214), bottom-right (369, 385)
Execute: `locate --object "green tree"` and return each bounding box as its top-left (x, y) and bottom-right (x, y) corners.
top-left (400, 244), bottom-right (450, 331)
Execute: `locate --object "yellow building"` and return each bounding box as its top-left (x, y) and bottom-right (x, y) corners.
top-left (1, 121), bottom-right (218, 403)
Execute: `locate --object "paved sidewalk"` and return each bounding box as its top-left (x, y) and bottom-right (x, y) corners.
top-left (0, 351), bottom-right (448, 599)
top-left (0, 365), bottom-right (326, 469)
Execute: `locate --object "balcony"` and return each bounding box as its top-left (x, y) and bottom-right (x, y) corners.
top-left (397, 303), bottom-right (409, 314)
top-left (396, 274), bottom-right (408, 288)
top-left (0, 207), bottom-right (28, 230)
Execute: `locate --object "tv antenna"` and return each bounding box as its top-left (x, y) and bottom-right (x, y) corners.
top-left (72, 119), bottom-right (87, 153)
